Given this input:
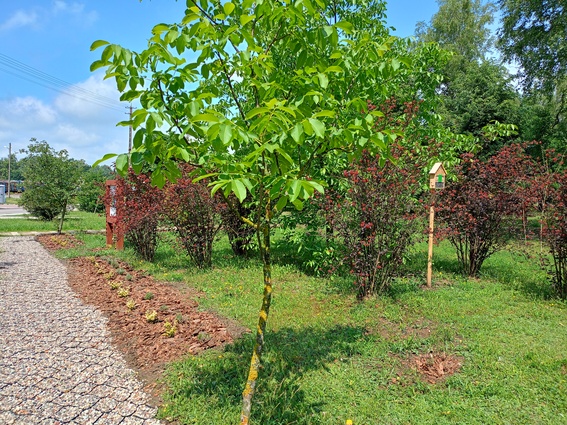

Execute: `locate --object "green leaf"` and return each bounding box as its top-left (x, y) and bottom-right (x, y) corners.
top-left (232, 179), bottom-right (247, 202)
top-left (92, 153), bottom-right (117, 168)
top-left (335, 21), bottom-right (353, 34)
top-left (152, 24), bottom-right (170, 35)
top-left (292, 199), bottom-right (304, 210)
top-left (151, 168), bottom-right (166, 188)
top-left (240, 14), bottom-right (255, 25)
top-left (193, 113), bottom-right (221, 123)
top-left (90, 40), bottom-right (110, 51)
top-left (115, 154), bottom-right (129, 174)
top-left (317, 73), bottom-right (329, 89)
top-left (245, 107), bottom-right (269, 120)
top-left (391, 58), bottom-right (400, 71)
top-left (90, 60), bottom-right (106, 72)
top-left (291, 123), bottom-right (303, 143)
top-left (219, 123), bottom-right (233, 144)
top-left (223, 2), bottom-right (235, 16)
top-left (305, 180), bottom-right (325, 194)
top-left (275, 195), bottom-right (288, 212)
top-left (325, 65), bottom-right (343, 73)
top-left (313, 110), bottom-right (335, 118)
top-left (308, 118), bottom-right (325, 138)
top-left (302, 119), bottom-right (313, 136)
top-left (131, 152), bottom-right (144, 173)
top-left (288, 180), bottom-right (301, 202)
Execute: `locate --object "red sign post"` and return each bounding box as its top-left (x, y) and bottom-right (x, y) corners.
top-left (105, 180), bottom-right (124, 250)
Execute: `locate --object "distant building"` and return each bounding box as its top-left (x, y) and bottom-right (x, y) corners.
top-left (0, 180), bottom-right (24, 192)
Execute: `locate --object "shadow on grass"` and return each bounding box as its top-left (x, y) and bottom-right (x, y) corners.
top-left (161, 325), bottom-right (366, 424)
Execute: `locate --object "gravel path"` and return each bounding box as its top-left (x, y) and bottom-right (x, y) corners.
top-left (0, 236), bottom-right (162, 425)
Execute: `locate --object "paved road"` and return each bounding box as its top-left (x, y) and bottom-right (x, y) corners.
top-left (0, 204), bottom-right (28, 217)
top-left (0, 237), bottom-right (162, 424)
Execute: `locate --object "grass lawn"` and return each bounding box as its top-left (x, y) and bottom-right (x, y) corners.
top-left (54, 232), bottom-right (567, 424)
top-left (0, 211), bottom-right (106, 233)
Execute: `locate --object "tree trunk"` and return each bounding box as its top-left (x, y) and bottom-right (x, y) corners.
top-left (240, 221), bottom-right (272, 425)
top-left (58, 203), bottom-right (67, 234)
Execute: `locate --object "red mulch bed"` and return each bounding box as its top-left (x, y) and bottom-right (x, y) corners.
top-left (36, 233), bottom-right (245, 403)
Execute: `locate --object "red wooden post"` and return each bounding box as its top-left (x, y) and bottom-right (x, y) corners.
top-left (105, 180), bottom-right (124, 250)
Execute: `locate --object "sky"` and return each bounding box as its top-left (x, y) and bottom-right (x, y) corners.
top-left (0, 0), bottom-right (439, 166)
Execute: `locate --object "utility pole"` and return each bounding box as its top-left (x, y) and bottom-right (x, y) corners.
top-left (7, 142), bottom-right (11, 199)
top-left (126, 105), bottom-right (135, 153)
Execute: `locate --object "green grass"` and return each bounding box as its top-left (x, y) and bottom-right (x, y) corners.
top-left (4, 196), bottom-right (19, 205)
top-left (0, 211), bottom-right (106, 233)
top-left (58, 232), bottom-right (567, 424)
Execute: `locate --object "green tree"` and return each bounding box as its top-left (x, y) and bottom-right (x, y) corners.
top-left (19, 139), bottom-right (84, 233)
top-left (498, 0), bottom-right (567, 93)
top-left (0, 154), bottom-right (23, 182)
top-left (92, 0), bottom-right (444, 421)
top-left (441, 60), bottom-right (520, 149)
top-left (497, 1), bottom-right (567, 155)
top-left (416, 0), bottom-right (521, 155)
top-left (517, 83), bottom-right (567, 156)
top-left (76, 165), bottom-right (114, 213)
top-left (416, 0), bottom-right (496, 63)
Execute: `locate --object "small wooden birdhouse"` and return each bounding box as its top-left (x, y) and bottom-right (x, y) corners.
top-left (429, 162), bottom-right (446, 190)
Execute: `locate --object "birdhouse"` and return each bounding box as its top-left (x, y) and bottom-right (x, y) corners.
top-left (429, 162), bottom-right (446, 190)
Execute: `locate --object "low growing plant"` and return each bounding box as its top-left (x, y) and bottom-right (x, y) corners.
top-left (145, 309), bottom-right (158, 323)
top-left (163, 320), bottom-right (178, 338)
top-left (126, 299), bottom-right (137, 311)
top-left (109, 280), bottom-right (122, 290)
top-left (117, 287), bottom-right (130, 298)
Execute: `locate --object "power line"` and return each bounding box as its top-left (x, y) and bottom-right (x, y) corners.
top-left (0, 52), bottom-right (126, 112)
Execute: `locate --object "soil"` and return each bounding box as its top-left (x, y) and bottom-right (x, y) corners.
top-left (36, 233), bottom-right (462, 408)
top-left (36, 233), bottom-right (247, 405)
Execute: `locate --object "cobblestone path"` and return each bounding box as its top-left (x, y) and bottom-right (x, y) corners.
top-left (0, 237), bottom-right (162, 425)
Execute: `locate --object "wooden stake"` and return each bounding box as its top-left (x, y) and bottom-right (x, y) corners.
top-left (427, 204), bottom-right (434, 287)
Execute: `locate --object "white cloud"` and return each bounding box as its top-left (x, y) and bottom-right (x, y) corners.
top-left (0, 2), bottom-right (98, 33)
top-left (0, 78), bottom-right (130, 165)
top-left (52, 1), bottom-right (98, 27)
top-left (0, 97), bottom-right (58, 128)
top-left (54, 73), bottom-right (123, 121)
top-left (0, 10), bottom-right (39, 31)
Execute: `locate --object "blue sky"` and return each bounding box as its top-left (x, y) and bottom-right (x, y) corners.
top-left (0, 0), bottom-right (439, 165)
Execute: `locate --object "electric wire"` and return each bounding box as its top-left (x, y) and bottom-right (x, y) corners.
top-left (0, 52), bottom-right (126, 112)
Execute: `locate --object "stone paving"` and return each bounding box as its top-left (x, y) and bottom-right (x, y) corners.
top-left (0, 236), bottom-right (162, 425)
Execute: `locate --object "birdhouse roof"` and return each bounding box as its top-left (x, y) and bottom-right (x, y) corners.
top-left (429, 162), bottom-right (446, 176)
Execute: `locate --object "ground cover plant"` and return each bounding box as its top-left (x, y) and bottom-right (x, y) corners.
top-left (41, 229), bottom-right (567, 425)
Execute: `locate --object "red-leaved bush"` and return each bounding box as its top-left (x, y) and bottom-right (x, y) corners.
top-left (543, 171), bottom-right (567, 298)
top-left (112, 170), bottom-right (163, 262)
top-left (162, 164), bottom-right (224, 268)
top-left (326, 147), bottom-right (425, 298)
top-left (539, 150), bottom-right (567, 298)
top-left (436, 144), bottom-right (536, 276)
